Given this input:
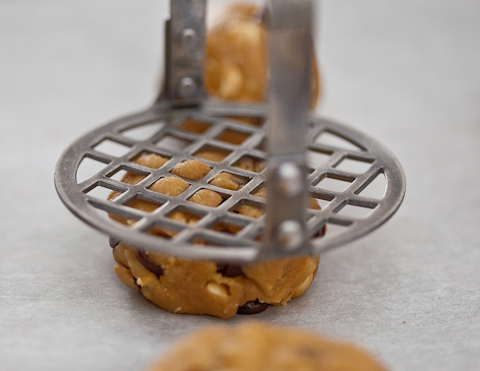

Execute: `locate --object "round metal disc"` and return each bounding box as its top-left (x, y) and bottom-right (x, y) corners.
top-left (55, 100), bottom-right (406, 263)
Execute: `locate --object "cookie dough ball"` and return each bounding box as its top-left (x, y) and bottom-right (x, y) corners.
top-left (205, 3), bottom-right (320, 107)
top-left (147, 322), bottom-right (387, 371)
top-left (189, 189), bottom-right (223, 207)
top-left (113, 243), bottom-right (319, 319)
top-left (210, 172), bottom-right (248, 190)
top-left (171, 160), bottom-right (211, 180)
top-left (110, 154), bottom-right (320, 319)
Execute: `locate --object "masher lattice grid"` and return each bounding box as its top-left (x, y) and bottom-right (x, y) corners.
top-left (55, 100), bottom-right (406, 264)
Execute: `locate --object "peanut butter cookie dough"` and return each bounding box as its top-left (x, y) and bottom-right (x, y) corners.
top-left (205, 3), bottom-right (320, 107)
top-left (113, 243), bottom-right (319, 319)
top-left (110, 153), bottom-right (321, 319)
top-left (147, 322), bottom-right (387, 371)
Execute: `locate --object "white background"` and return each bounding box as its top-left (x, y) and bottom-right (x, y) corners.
top-left (1, 0), bottom-right (479, 370)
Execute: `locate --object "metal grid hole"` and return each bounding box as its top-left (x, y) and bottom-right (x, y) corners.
top-left (334, 156), bottom-right (374, 174)
top-left (129, 151), bottom-right (171, 169)
top-left (209, 172), bottom-right (252, 191)
top-left (93, 138), bottom-right (132, 157)
top-left (167, 207), bottom-right (205, 224)
top-left (120, 121), bottom-right (165, 141)
top-left (308, 193), bottom-right (335, 210)
top-left (178, 117), bottom-right (212, 134)
top-left (187, 188), bottom-right (231, 207)
top-left (124, 197), bottom-right (164, 214)
top-left (314, 220), bottom-right (352, 239)
top-left (314, 173), bottom-right (356, 193)
top-left (107, 167), bottom-right (149, 184)
top-left (216, 128), bottom-right (251, 145)
top-left (306, 167), bottom-right (315, 175)
top-left (92, 206), bottom-right (141, 227)
top-left (232, 155), bottom-right (266, 173)
top-left (356, 172), bottom-right (387, 199)
top-left (170, 160), bottom-right (212, 180)
top-left (249, 183), bottom-right (266, 198)
top-left (86, 184), bottom-right (119, 201)
top-left (220, 115), bottom-right (265, 127)
top-left (193, 144), bottom-right (232, 162)
top-left (155, 134), bottom-right (193, 151)
top-left (310, 223), bottom-right (327, 239)
top-left (255, 137), bottom-right (266, 152)
top-left (147, 177), bottom-right (191, 197)
top-left (190, 236), bottom-right (231, 247)
top-left (148, 224), bottom-right (180, 239)
top-left (314, 130), bottom-right (365, 152)
top-left (229, 199), bottom-right (266, 219)
top-left (335, 203), bottom-right (377, 219)
top-left (209, 220), bottom-right (247, 235)
top-left (76, 156), bottom-right (109, 183)
top-left (306, 149), bottom-right (331, 168)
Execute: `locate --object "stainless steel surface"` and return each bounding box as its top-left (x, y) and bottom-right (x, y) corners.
top-left (54, 0), bottom-right (405, 262)
top-left (262, 0), bottom-right (312, 257)
top-left (159, 0), bottom-right (206, 106)
top-left (54, 100), bottom-right (405, 263)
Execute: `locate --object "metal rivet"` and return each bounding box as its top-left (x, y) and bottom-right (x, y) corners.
top-left (177, 77), bottom-right (197, 98)
top-left (276, 162), bottom-right (303, 197)
top-left (180, 28), bottom-right (197, 49)
top-left (276, 220), bottom-right (304, 250)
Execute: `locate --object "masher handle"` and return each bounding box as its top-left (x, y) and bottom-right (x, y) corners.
top-left (262, 0), bottom-right (314, 258)
top-left (158, 0), bottom-right (207, 107)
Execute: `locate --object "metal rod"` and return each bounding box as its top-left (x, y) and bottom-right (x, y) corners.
top-left (261, 0), bottom-right (314, 258)
top-left (158, 0), bottom-right (207, 107)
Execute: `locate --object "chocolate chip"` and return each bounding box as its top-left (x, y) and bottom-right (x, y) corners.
top-left (313, 225), bottom-right (326, 238)
top-left (217, 264), bottom-right (244, 277)
top-left (135, 249), bottom-right (164, 277)
top-left (237, 300), bottom-right (269, 315)
top-left (109, 237), bottom-right (121, 248)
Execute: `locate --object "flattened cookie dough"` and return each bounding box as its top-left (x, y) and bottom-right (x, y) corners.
top-left (110, 153), bottom-right (321, 319)
top-left (113, 243), bottom-right (319, 319)
top-left (147, 322), bottom-right (387, 371)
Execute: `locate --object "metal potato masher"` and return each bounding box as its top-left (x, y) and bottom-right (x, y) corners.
top-left (55, 0), bottom-right (406, 263)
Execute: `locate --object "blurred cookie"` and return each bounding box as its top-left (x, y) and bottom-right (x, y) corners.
top-left (205, 3), bottom-right (320, 107)
top-left (147, 322), bottom-right (387, 371)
